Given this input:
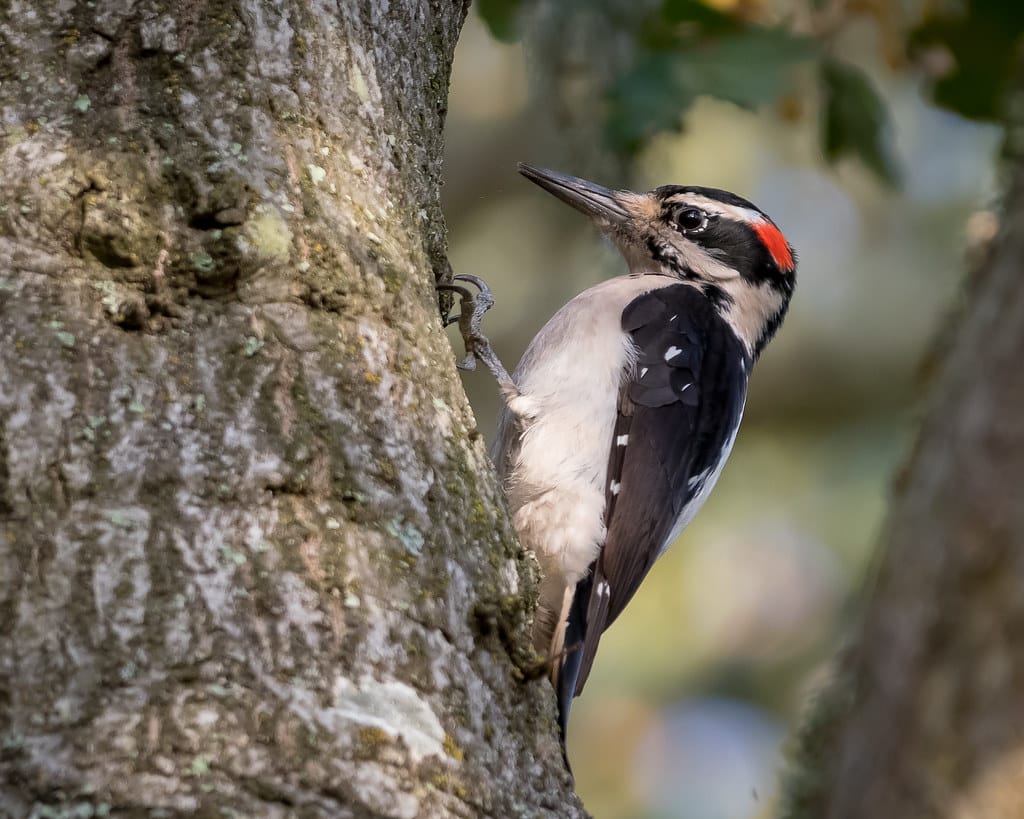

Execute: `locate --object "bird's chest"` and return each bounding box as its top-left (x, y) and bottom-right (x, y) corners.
top-left (506, 389), bottom-right (622, 583)
top-left (495, 275), bottom-right (700, 581)
top-left (513, 333), bottom-right (631, 499)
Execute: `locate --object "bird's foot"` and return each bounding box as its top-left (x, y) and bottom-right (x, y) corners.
top-left (437, 274), bottom-right (516, 390)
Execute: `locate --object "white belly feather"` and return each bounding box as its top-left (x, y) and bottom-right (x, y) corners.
top-left (495, 275), bottom-right (676, 596)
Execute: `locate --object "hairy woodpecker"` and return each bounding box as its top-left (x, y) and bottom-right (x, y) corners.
top-left (439, 164), bottom-right (796, 752)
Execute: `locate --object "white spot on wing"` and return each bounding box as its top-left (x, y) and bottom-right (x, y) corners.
top-left (660, 411), bottom-right (745, 559)
top-left (640, 367), bottom-right (649, 378)
top-left (687, 468), bottom-right (711, 490)
top-left (597, 580), bottom-right (610, 598)
top-left (664, 346), bottom-right (682, 361)
top-left (609, 480), bottom-right (621, 495)
top-left (616, 434), bottom-right (629, 446)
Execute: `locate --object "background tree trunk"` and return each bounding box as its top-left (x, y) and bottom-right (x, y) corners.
top-left (0, 2), bottom-right (582, 816)
top-left (780, 58), bottom-right (1024, 819)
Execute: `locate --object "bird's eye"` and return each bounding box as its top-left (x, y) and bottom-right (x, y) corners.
top-left (674, 207), bottom-right (707, 233)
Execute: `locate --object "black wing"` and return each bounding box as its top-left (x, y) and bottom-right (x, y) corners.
top-left (558, 284), bottom-right (750, 734)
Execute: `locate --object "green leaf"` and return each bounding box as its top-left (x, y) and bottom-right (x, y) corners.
top-left (478, 0), bottom-right (527, 43)
top-left (607, 27), bottom-right (815, 154)
top-left (607, 53), bottom-right (697, 153)
top-left (820, 59), bottom-right (900, 186)
top-left (679, 29), bottom-right (816, 109)
top-left (911, 0), bottom-right (1024, 121)
top-left (660, 0), bottom-right (739, 33)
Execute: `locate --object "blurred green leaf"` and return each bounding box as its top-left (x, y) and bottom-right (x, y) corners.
top-left (478, 0), bottom-right (527, 43)
top-left (683, 29), bottom-right (816, 106)
top-left (477, 0), bottom-right (904, 186)
top-left (911, 0), bottom-right (1024, 121)
top-left (820, 59), bottom-right (901, 186)
top-left (607, 53), bottom-right (697, 152)
top-left (608, 27), bottom-right (815, 153)
top-left (660, 0), bottom-right (738, 33)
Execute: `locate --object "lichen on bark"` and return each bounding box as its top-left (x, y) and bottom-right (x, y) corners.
top-left (0, 2), bottom-right (584, 816)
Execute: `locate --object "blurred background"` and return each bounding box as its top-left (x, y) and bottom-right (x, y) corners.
top-left (442, 1), bottom-right (1005, 816)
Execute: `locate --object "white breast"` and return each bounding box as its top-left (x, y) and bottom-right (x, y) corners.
top-left (494, 275), bottom-right (676, 592)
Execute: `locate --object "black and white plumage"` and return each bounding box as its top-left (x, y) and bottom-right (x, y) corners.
top-left (442, 165), bottom-right (796, 759)
top-left (565, 285), bottom-right (751, 710)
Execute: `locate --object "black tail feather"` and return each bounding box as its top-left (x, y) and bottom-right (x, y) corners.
top-left (556, 573), bottom-right (593, 769)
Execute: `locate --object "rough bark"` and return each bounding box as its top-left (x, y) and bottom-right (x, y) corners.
top-left (780, 58), bottom-right (1024, 819)
top-left (0, 2), bottom-right (581, 817)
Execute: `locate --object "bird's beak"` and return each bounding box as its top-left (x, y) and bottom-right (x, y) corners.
top-left (518, 163), bottom-right (631, 226)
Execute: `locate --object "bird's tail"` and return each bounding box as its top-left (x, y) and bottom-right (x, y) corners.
top-left (553, 574), bottom-right (591, 751)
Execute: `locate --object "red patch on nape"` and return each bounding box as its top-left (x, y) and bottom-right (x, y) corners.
top-left (753, 221), bottom-right (794, 272)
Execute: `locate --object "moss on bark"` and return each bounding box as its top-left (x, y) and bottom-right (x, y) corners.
top-left (0, 1), bottom-right (584, 816)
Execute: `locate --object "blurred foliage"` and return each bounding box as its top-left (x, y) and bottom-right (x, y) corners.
top-left (479, 0), bottom-right (1024, 187)
top-left (911, 0), bottom-right (1024, 122)
top-left (605, 6), bottom-right (815, 153)
top-left (476, 0), bottom-right (523, 43)
top-left (820, 58), bottom-right (899, 186)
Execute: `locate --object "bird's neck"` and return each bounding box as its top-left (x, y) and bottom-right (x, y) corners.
top-left (714, 278), bottom-right (789, 358)
top-left (624, 267), bottom-right (787, 359)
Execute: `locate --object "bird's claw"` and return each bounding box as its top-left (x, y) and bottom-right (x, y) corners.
top-left (436, 274), bottom-right (514, 386)
top-left (436, 275), bottom-right (494, 371)
top-left (437, 274), bottom-right (494, 332)
top-left (449, 273), bottom-right (495, 320)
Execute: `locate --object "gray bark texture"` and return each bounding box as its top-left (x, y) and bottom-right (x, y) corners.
top-left (780, 59), bottom-right (1024, 819)
top-left (0, 2), bottom-right (583, 817)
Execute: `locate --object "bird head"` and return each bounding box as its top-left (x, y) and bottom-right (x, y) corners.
top-left (518, 163), bottom-right (797, 357)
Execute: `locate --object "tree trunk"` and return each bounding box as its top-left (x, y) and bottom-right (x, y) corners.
top-left (0, 2), bottom-right (581, 816)
top-left (780, 60), bottom-right (1024, 819)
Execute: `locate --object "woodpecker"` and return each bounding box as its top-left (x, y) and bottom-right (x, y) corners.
top-left (440, 164), bottom-right (796, 754)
